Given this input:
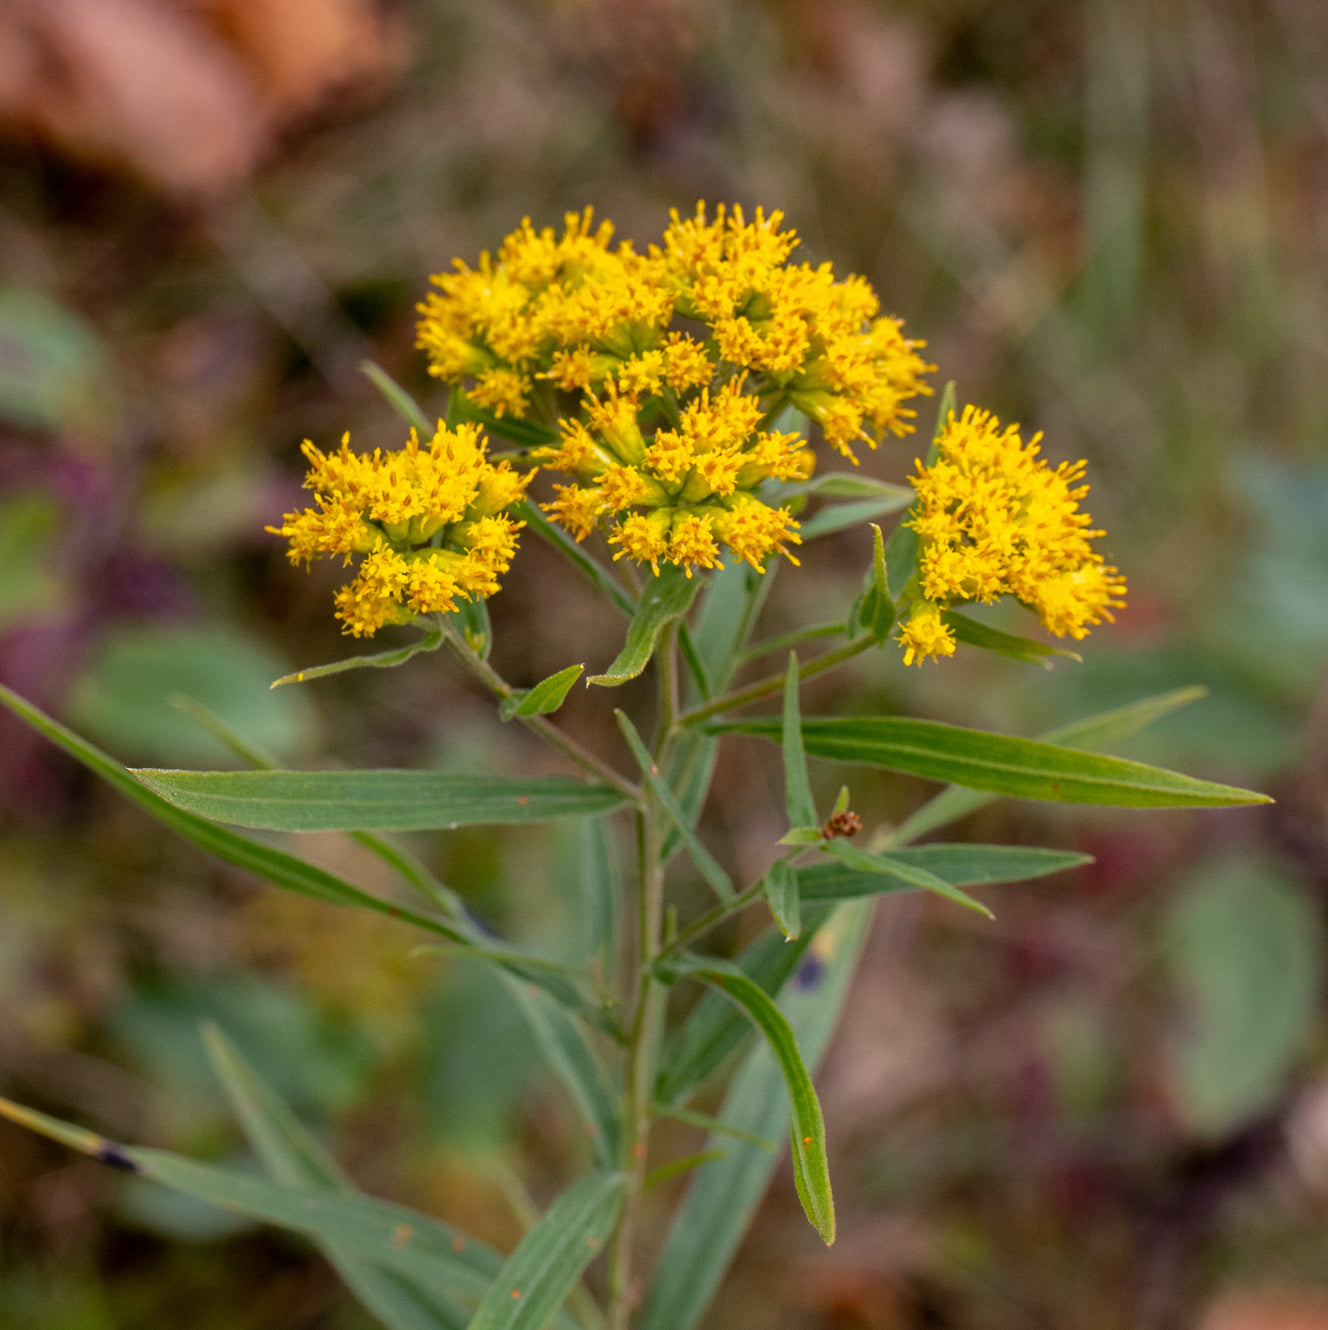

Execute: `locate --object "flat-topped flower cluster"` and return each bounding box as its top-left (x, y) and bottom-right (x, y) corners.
top-left (272, 203), bottom-right (1125, 661)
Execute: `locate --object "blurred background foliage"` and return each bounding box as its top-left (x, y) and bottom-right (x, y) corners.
top-left (0, 0), bottom-right (1326, 1326)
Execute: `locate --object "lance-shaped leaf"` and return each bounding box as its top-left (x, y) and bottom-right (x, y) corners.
top-left (203, 1025), bottom-right (469, 1330)
top-left (798, 844), bottom-right (1092, 900)
top-left (822, 839), bottom-right (993, 916)
top-left (943, 610), bottom-right (1080, 668)
top-left (640, 901), bottom-right (872, 1330)
top-left (0, 686), bottom-right (595, 1011)
top-left (466, 1171), bottom-right (625, 1330)
top-left (498, 664), bottom-right (585, 721)
top-left (131, 769), bottom-right (627, 831)
top-left (797, 494), bottom-right (913, 541)
top-left (617, 712), bottom-right (734, 902)
top-left (589, 564), bottom-right (701, 686)
top-left (763, 859), bottom-right (802, 941)
top-left (782, 653), bottom-right (816, 829)
top-left (272, 627), bottom-right (445, 688)
top-left (653, 954), bottom-right (835, 1244)
top-left (654, 908), bottom-right (831, 1105)
top-left (891, 686), bottom-right (1211, 844)
top-left (0, 1096), bottom-right (514, 1316)
top-left (498, 978), bottom-right (621, 1167)
top-left (708, 714), bottom-right (1272, 808)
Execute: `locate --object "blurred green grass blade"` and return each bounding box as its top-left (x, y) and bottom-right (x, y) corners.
top-left (360, 360), bottom-right (433, 436)
top-left (689, 556), bottom-right (769, 701)
top-left (891, 686), bottom-right (1211, 843)
top-left (653, 956), bottom-right (835, 1244)
top-left (130, 769), bottom-right (627, 831)
top-left (0, 685), bottom-right (596, 1010)
top-left (272, 628), bottom-right (445, 687)
top-left (0, 1096), bottom-right (516, 1315)
top-left (943, 610), bottom-right (1081, 668)
top-left (589, 565), bottom-right (700, 686)
top-left (639, 900), bottom-right (872, 1330)
top-left (797, 494), bottom-right (913, 541)
top-left (798, 844), bottom-right (1092, 899)
top-left (762, 858), bottom-right (802, 940)
top-left (617, 711), bottom-right (734, 903)
top-left (467, 1171), bottom-right (624, 1330)
top-left (575, 816), bottom-right (619, 972)
top-left (499, 978), bottom-right (621, 1168)
top-left (517, 501), bottom-right (635, 619)
top-left (203, 1025), bottom-right (468, 1330)
top-left (709, 713), bottom-right (1271, 808)
top-left (654, 909), bottom-right (831, 1107)
top-left (782, 654), bottom-right (816, 828)
top-left (822, 841), bottom-right (992, 917)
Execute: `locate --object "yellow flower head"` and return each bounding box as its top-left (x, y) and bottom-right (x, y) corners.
top-left (269, 423), bottom-right (528, 636)
top-left (903, 405), bottom-right (1127, 658)
top-left (899, 601), bottom-right (956, 667)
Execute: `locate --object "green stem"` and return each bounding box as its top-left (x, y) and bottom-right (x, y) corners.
top-left (439, 624), bottom-right (642, 804)
top-left (676, 634), bottom-right (875, 728)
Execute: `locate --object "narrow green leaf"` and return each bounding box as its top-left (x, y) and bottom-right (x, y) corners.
top-left (690, 557), bottom-right (771, 700)
top-left (891, 687), bottom-right (1210, 843)
top-left (517, 501), bottom-right (635, 619)
top-left (203, 1026), bottom-right (468, 1330)
top-left (778, 827), bottom-right (823, 846)
top-left (639, 901), bottom-right (872, 1330)
top-left (675, 623), bottom-right (710, 699)
top-left (762, 859), bottom-right (802, 940)
top-left (654, 909), bottom-right (830, 1106)
top-left (782, 654), bottom-right (816, 828)
top-left (589, 565), bottom-right (700, 686)
top-left (617, 712), bottom-right (733, 903)
top-left (445, 388), bottom-right (560, 449)
top-left (822, 840), bottom-right (993, 916)
top-left (467, 1171), bottom-right (624, 1330)
top-left (499, 978), bottom-right (621, 1168)
top-left (0, 686), bottom-right (596, 1011)
top-left (853, 523), bottom-right (895, 644)
top-left (710, 715), bottom-right (1272, 808)
top-left (653, 956), bottom-right (835, 1244)
top-left (792, 472), bottom-right (916, 502)
top-left (0, 1097), bottom-right (513, 1316)
top-left (499, 664), bottom-right (584, 720)
top-left (798, 495), bottom-right (913, 541)
top-left (659, 730), bottom-right (719, 867)
top-left (272, 627), bottom-right (445, 688)
top-left (131, 769), bottom-right (626, 831)
top-left (574, 817), bottom-right (618, 972)
top-left (944, 610), bottom-right (1081, 668)
top-left (798, 844), bottom-right (1092, 900)
top-left (360, 360), bottom-right (432, 436)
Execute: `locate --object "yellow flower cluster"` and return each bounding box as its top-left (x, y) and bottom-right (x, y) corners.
top-left (898, 406), bottom-right (1127, 665)
top-left (414, 203), bottom-right (934, 576)
top-left (538, 378), bottom-right (812, 575)
top-left (269, 422), bottom-right (528, 636)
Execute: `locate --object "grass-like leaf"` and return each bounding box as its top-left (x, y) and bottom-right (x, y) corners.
top-left (130, 768), bottom-right (627, 831)
top-left (798, 844), bottom-right (1092, 899)
top-left (271, 627), bottom-right (445, 688)
top-left (466, 1171), bottom-right (624, 1330)
top-left (653, 955), bottom-right (836, 1244)
top-left (589, 564), bottom-right (700, 686)
top-left (943, 610), bottom-right (1081, 668)
top-left (709, 714), bottom-right (1272, 808)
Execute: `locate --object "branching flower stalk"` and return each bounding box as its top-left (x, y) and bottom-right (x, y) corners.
top-left (0, 203), bottom-right (1272, 1330)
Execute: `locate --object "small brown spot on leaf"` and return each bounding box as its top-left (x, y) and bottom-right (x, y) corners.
top-left (390, 1223), bottom-right (413, 1249)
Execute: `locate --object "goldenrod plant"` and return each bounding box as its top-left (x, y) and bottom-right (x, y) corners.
top-left (0, 205), bottom-right (1269, 1330)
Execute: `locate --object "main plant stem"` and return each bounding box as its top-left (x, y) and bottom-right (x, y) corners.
top-left (606, 625), bottom-right (681, 1328)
